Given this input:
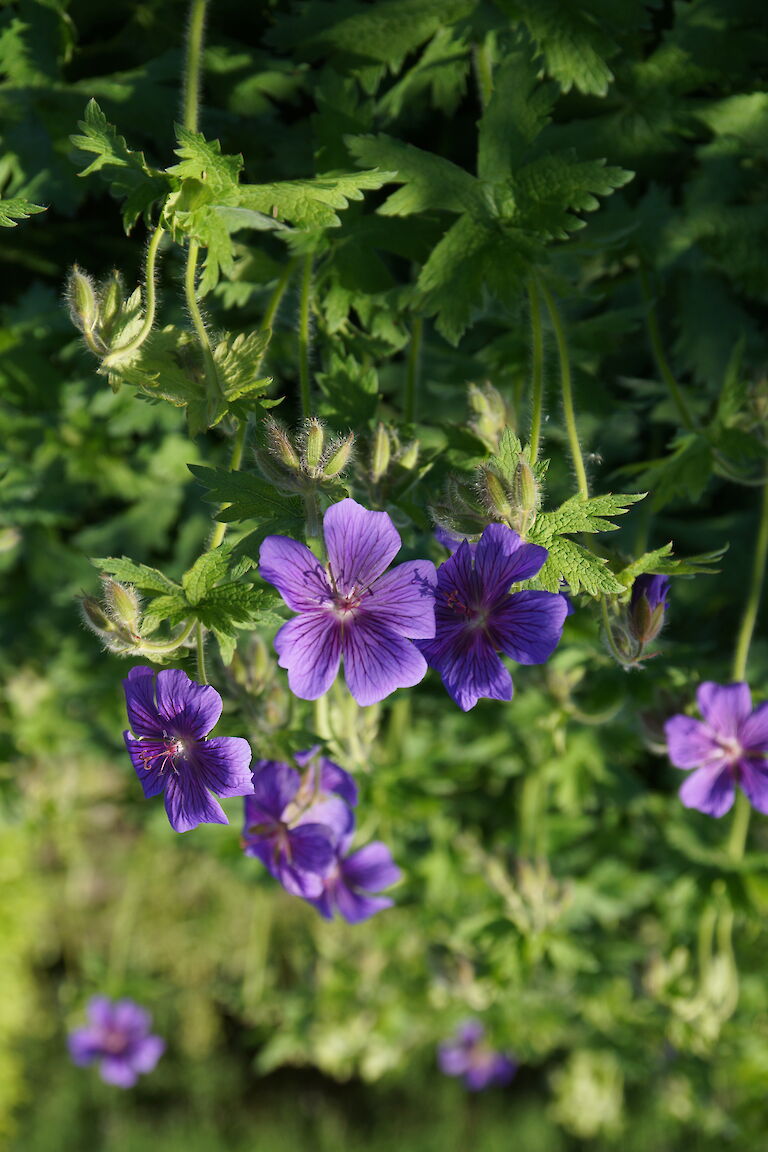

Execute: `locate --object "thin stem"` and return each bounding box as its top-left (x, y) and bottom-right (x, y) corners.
top-left (185, 239), bottom-right (222, 406)
top-left (731, 480), bottom-right (768, 682)
top-left (262, 260), bottom-right (296, 331)
top-left (209, 419), bottom-right (247, 550)
top-left (196, 620), bottom-right (208, 684)
top-left (137, 619), bottom-right (196, 654)
top-left (298, 254), bottom-right (313, 418)
top-left (527, 278), bottom-right (545, 459)
top-left (404, 315), bottom-right (422, 423)
top-left (102, 226), bottom-right (165, 365)
top-left (640, 266), bottom-right (697, 434)
top-left (728, 791), bottom-right (751, 860)
top-left (600, 597), bottom-right (630, 669)
top-left (183, 0), bottom-right (207, 134)
top-left (539, 279), bottom-right (589, 500)
top-left (473, 37), bottom-right (494, 108)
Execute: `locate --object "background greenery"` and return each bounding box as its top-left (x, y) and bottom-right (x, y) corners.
top-left (1, 0), bottom-right (767, 1147)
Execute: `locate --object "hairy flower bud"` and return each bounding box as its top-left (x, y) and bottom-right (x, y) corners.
top-left (80, 594), bottom-right (117, 638)
top-left (371, 423), bottom-right (391, 483)
top-left (398, 440), bottom-right (420, 470)
top-left (302, 418), bottom-right (326, 477)
top-left (467, 382), bottom-right (510, 453)
top-left (478, 466), bottom-right (514, 523)
top-left (66, 265), bottom-right (99, 335)
top-left (98, 271), bottom-right (125, 340)
top-left (102, 578), bottom-right (142, 636)
top-left (264, 417), bottom-right (301, 472)
top-left (323, 432), bottom-right (354, 478)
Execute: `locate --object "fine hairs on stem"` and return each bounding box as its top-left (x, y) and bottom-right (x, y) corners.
top-left (102, 225), bottom-right (165, 365)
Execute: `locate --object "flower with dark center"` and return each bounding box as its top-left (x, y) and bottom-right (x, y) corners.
top-left (68, 997), bottom-right (164, 1088)
top-left (665, 681), bottom-right (768, 816)
top-left (259, 498), bottom-right (437, 706)
top-left (123, 666), bottom-right (253, 833)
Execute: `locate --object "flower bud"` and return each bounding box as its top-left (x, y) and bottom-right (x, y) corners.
top-left (398, 440), bottom-right (420, 470)
top-left (66, 265), bottom-right (98, 335)
top-left (628, 574), bottom-right (669, 646)
top-left (512, 459), bottom-right (538, 517)
top-left (264, 417), bottom-right (301, 472)
top-left (467, 382), bottom-right (510, 453)
top-left (478, 466), bottom-right (514, 523)
top-left (302, 418), bottom-right (325, 476)
top-left (80, 594), bottom-right (117, 637)
top-left (102, 578), bottom-right (142, 636)
top-left (323, 432), bottom-right (354, 478)
top-left (371, 423), bottom-right (391, 483)
top-left (98, 271), bottom-right (125, 339)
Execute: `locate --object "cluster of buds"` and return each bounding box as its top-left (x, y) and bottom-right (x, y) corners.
top-left (80, 578), bottom-right (144, 655)
top-left (432, 448), bottom-right (542, 542)
top-left (367, 422), bottom-right (419, 486)
top-left (256, 416), bottom-right (354, 491)
top-left (65, 266), bottom-right (126, 358)
top-left (605, 574), bottom-right (670, 669)
top-left (466, 382), bottom-right (513, 454)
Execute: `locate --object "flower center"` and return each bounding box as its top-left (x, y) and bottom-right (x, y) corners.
top-left (715, 734), bottom-right (742, 763)
top-left (138, 735), bottom-right (186, 775)
top-left (101, 1027), bottom-right (129, 1056)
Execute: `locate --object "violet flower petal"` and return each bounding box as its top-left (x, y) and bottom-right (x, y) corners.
top-left (739, 701), bottom-right (768, 753)
top-left (696, 682), bottom-right (752, 738)
top-left (679, 764), bottom-right (735, 817)
top-left (188, 736), bottom-right (254, 798)
top-left (99, 1058), bottom-right (139, 1088)
top-left (164, 771), bottom-right (228, 833)
top-left (274, 612), bottom-right (341, 700)
top-left (259, 535), bottom-right (331, 611)
top-left (250, 761), bottom-right (301, 821)
top-left (123, 735), bottom-right (169, 798)
top-left (738, 758), bottom-right (768, 815)
top-left (341, 616), bottom-right (428, 706)
top-left (341, 842), bottom-right (401, 893)
top-left (68, 1028), bottom-right (100, 1066)
top-left (474, 523), bottom-right (548, 597)
top-left (434, 633), bottom-right (513, 712)
top-left (361, 560), bottom-right (437, 639)
top-left (664, 715), bottom-right (720, 770)
top-left (130, 1034), bottom-right (165, 1075)
top-left (491, 590), bottom-right (568, 665)
top-left (123, 667), bottom-right (164, 737)
top-left (154, 668), bottom-right (223, 739)
top-left (335, 885), bottom-right (393, 923)
top-left (324, 498), bottom-right (401, 594)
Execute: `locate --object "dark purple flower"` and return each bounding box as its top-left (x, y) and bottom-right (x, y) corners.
top-left (306, 834), bottom-right (401, 923)
top-left (418, 523), bottom-right (568, 711)
top-left (629, 573), bottom-right (670, 645)
top-left (123, 667), bottom-right (253, 833)
top-left (243, 755), bottom-right (355, 898)
top-left (259, 498), bottom-right (437, 706)
top-left (438, 1020), bottom-right (517, 1091)
top-left (665, 681), bottom-right (768, 817)
top-left (68, 996), bottom-right (164, 1088)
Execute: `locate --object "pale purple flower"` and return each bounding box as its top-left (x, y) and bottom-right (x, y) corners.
top-left (68, 996), bottom-right (164, 1088)
top-left (418, 523), bottom-right (568, 711)
top-left (243, 755), bottom-right (355, 898)
top-left (259, 498), bottom-right (437, 706)
top-left (438, 1020), bottom-right (517, 1091)
top-left (665, 682), bottom-right (768, 817)
top-left (123, 667), bottom-right (253, 833)
top-left (306, 834), bottom-right (401, 923)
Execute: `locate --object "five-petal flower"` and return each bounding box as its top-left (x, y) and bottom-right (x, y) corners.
top-left (665, 681), bottom-right (768, 816)
top-left (438, 1020), bottom-right (517, 1091)
top-left (259, 498), bottom-right (437, 706)
top-left (418, 522), bottom-right (568, 710)
top-left (68, 996), bottom-right (164, 1089)
top-left (123, 666), bottom-right (253, 832)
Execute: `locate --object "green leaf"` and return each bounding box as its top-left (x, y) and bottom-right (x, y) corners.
top-left (477, 53), bottom-right (556, 182)
top-left (347, 134), bottom-right (480, 215)
top-left (181, 545), bottom-right (234, 606)
top-left (93, 557), bottom-right (181, 595)
top-left (527, 493), bottom-right (645, 595)
top-left (189, 465), bottom-right (304, 531)
top-left (505, 0), bottom-right (619, 96)
top-left (141, 593), bottom-right (190, 633)
top-left (71, 100), bottom-right (170, 229)
top-left (167, 126), bottom-right (244, 195)
top-left (213, 330), bottom-right (273, 403)
top-left (534, 492), bottom-right (646, 537)
top-left (238, 170), bottom-right (395, 228)
top-left (0, 197), bottom-right (45, 228)
top-left (616, 543), bottom-right (727, 587)
top-left (513, 153), bottom-right (634, 239)
top-left (626, 435), bottom-right (714, 511)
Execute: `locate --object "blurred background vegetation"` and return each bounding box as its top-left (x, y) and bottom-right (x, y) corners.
top-left (2, 0), bottom-right (768, 1147)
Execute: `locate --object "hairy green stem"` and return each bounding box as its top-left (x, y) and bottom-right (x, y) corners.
top-left (298, 254), bottom-right (313, 418)
top-left (196, 620), bottom-right (208, 684)
top-left (732, 481), bottom-right (768, 682)
top-left (404, 315), bottom-right (422, 423)
top-left (209, 420), bottom-right (247, 550)
top-left (185, 239), bottom-right (222, 406)
top-left (262, 260), bottom-right (296, 331)
top-left (640, 266), bottom-right (697, 434)
top-left (137, 619), bottom-right (196, 655)
top-left (183, 0), bottom-right (207, 134)
top-left (527, 278), bottom-right (545, 459)
top-left (102, 225), bottom-right (165, 365)
top-left (600, 597), bottom-right (630, 669)
top-left (539, 279), bottom-right (589, 500)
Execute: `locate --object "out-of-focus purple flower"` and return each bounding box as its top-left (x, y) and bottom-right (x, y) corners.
top-left (259, 498), bottom-right (437, 706)
top-left (306, 834), bottom-right (401, 923)
top-left (629, 573), bottom-right (670, 645)
top-left (418, 523), bottom-right (568, 711)
top-left (243, 754), bottom-right (356, 898)
top-left (434, 525), bottom-right (473, 554)
top-left (123, 667), bottom-right (253, 833)
top-left (438, 1020), bottom-right (517, 1091)
top-left (68, 997), bottom-right (164, 1089)
top-left (665, 681), bottom-right (768, 817)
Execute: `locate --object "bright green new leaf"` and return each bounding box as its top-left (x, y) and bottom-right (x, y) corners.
top-left (93, 557), bottom-right (181, 595)
top-left (0, 197), bottom-right (45, 227)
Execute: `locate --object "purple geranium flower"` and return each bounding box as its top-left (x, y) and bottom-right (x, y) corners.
top-left (68, 996), bottom-right (164, 1088)
top-left (418, 523), bottom-right (568, 711)
top-left (665, 682), bottom-right (768, 817)
top-left (243, 755), bottom-right (356, 898)
top-left (259, 498), bottom-right (437, 706)
top-left (306, 834), bottom-right (401, 923)
top-left (123, 667), bottom-right (253, 833)
top-left (438, 1020), bottom-right (517, 1091)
